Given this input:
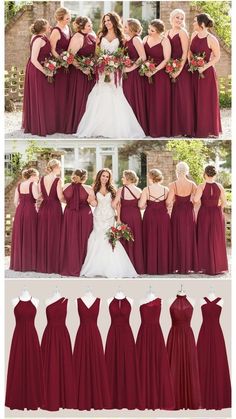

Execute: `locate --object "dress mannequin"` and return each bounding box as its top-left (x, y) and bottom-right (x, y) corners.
top-left (45, 287), bottom-right (62, 306)
top-left (107, 289), bottom-right (133, 306)
top-left (12, 288), bottom-right (39, 308)
top-left (169, 284), bottom-right (195, 307)
top-left (200, 288), bottom-right (224, 307)
top-left (81, 288), bottom-right (97, 308)
top-left (140, 285), bottom-right (157, 306)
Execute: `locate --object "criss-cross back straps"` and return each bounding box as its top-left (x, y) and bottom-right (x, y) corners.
top-left (148, 186), bottom-right (166, 201)
top-left (121, 185), bottom-right (138, 200)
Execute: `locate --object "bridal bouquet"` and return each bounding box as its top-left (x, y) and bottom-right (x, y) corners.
top-left (188, 52), bottom-right (206, 79)
top-left (165, 58), bottom-right (182, 82)
top-left (75, 55), bottom-right (95, 80)
top-left (42, 57), bottom-right (58, 83)
top-left (95, 47), bottom-right (130, 86)
top-left (138, 59), bottom-right (156, 84)
top-left (106, 223), bottom-right (134, 251)
top-left (57, 50), bottom-right (74, 72)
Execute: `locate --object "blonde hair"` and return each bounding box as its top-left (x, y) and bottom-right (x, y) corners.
top-left (22, 167), bottom-right (39, 180)
top-left (55, 7), bottom-right (70, 21)
top-left (149, 169), bottom-right (163, 183)
top-left (71, 169), bottom-right (87, 183)
top-left (123, 170), bottom-right (139, 185)
top-left (176, 161), bottom-right (189, 176)
top-left (30, 19), bottom-right (48, 35)
top-left (46, 159), bottom-right (61, 173)
top-left (127, 18), bottom-right (142, 35)
top-left (170, 9), bottom-right (186, 27)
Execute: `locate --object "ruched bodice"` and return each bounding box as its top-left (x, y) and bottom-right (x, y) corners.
top-left (201, 182), bottom-right (221, 207)
top-left (46, 298), bottom-right (68, 327)
top-left (170, 295), bottom-right (193, 328)
top-left (14, 300), bottom-right (36, 326)
top-left (168, 33), bottom-right (183, 59)
top-left (77, 298), bottom-right (100, 325)
top-left (144, 41), bottom-right (164, 65)
top-left (139, 297), bottom-right (161, 325)
top-left (190, 35), bottom-right (212, 62)
top-left (109, 298), bottom-right (131, 326)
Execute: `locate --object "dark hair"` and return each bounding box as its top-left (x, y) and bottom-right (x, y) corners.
top-left (97, 12), bottom-right (125, 47)
top-left (93, 168), bottom-right (116, 199)
top-left (22, 167), bottom-right (39, 180)
top-left (30, 19), bottom-right (48, 35)
top-left (196, 13), bottom-right (214, 28)
top-left (150, 19), bottom-right (165, 34)
top-left (71, 169), bottom-right (87, 183)
top-left (73, 16), bottom-right (90, 32)
top-left (204, 165), bottom-right (217, 177)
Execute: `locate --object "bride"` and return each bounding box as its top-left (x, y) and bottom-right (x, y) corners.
top-left (80, 168), bottom-right (137, 278)
top-left (75, 12), bottom-right (145, 139)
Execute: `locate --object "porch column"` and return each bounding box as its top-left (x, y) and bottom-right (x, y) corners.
top-left (123, 1), bottom-right (130, 19)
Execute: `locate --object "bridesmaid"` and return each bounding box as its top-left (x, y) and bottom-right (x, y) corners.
top-left (60, 169), bottom-right (96, 276)
top-left (139, 169), bottom-right (171, 275)
top-left (50, 7), bottom-right (71, 133)
top-left (113, 170), bottom-right (144, 274)
top-left (10, 168), bottom-right (39, 272)
top-left (190, 13), bottom-right (222, 137)
top-left (194, 165), bottom-right (228, 275)
top-left (37, 159), bottom-right (63, 274)
top-left (143, 19), bottom-right (171, 137)
top-left (167, 162), bottom-right (198, 274)
top-left (123, 19), bottom-right (148, 134)
top-left (168, 9), bottom-right (194, 137)
top-left (65, 16), bottom-right (96, 134)
top-left (22, 19), bottom-right (56, 136)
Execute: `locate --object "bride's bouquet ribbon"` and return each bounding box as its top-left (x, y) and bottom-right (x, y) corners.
top-left (95, 47), bottom-right (132, 86)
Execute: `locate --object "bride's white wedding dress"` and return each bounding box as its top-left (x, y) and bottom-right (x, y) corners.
top-left (75, 37), bottom-right (145, 138)
top-left (80, 192), bottom-right (137, 278)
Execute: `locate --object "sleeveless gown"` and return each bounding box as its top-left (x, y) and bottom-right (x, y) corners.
top-left (105, 298), bottom-right (140, 409)
top-left (168, 33), bottom-right (194, 136)
top-left (190, 34), bottom-right (222, 137)
top-left (5, 299), bottom-right (45, 410)
top-left (120, 186), bottom-right (144, 274)
top-left (80, 192), bottom-right (137, 278)
top-left (65, 33), bottom-right (96, 134)
top-left (143, 188), bottom-right (172, 274)
top-left (76, 37), bottom-right (145, 138)
top-left (167, 295), bottom-right (201, 410)
top-left (73, 298), bottom-right (111, 410)
top-left (144, 40), bottom-right (171, 137)
top-left (122, 36), bottom-right (148, 134)
top-left (171, 183), bottom-right (198, 273)
top-left (22, 35), bottom-right (56, 136)
top-left (197, 182), bottom-right (228, 275)
top-left (10, 182), bottom-right (37, 272)
top-left (197, 297), bottom-right (231, 409)
top-left (41, 298), bottom-right (75, 411)
top-left (60, 184), bottom-right (93, 276)
top-left (51, 27), bottom-right (71, 133)
top-left (136, 298), bottom-right (175, 410)
top-left (37, 177), bottom-right (62, 274)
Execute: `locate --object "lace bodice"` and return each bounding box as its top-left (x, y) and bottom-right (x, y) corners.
top-left (100, 37), bottom-right (119, 54)
top-left (93, 192), bottom-right (115, 233)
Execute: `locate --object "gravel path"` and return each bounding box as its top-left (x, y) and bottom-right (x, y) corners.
top-left (5, 109), bottom-right (231, 140)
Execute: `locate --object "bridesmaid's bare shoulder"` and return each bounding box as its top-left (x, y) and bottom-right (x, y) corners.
top-left (179, 28), bottom-right (189, 39)
top-left (142, 35), bottom-right (148, 44)
top-left (208, 32), bottom-right (220, 46)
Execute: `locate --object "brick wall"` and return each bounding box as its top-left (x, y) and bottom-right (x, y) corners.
top-left (146, 150), bottom-right (176, 185)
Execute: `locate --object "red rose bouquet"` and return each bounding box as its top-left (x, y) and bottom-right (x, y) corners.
top-left (75, 55), bottom-right (95, 80)
top-left (138, 59), bottom-right (156, 84)
top-left (42, 57), bottom-right (58, 83)
top-left (106, 223), bottom-right (134, 251)
top-left (165, 58), bottom-right (182, 82)
top-left (188, 52), bottom-right (206, 79)
top-left (58, 50), bottom-right (74, 72)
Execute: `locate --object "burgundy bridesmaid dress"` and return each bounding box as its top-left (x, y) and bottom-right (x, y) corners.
top-left (10, 182), bottom-right (37, 272)
top-left (190, 34), bottom-right (222, 137)
top-left (51, 27), bottom-right (71, 133)
top-left (143, 188), bottom-right (171, 274)
top-left (171, 182), bottom-right (198, 273)
top-left (168, 33), bottom-right (194, 136)
top-left (105, 298), bottom-right (140, 409)
top-left (144, 41), bottom-right (171, 137)
top-left (22, 35), bottom-right (56, 136)
top-left (73, 298), bottom-right (111, 410)
top-left (37, 177), bottom-right (62, 274)
top-left (65, 33), bottom-right (96, 133)
top-left (122, 36), bottom-right (148, 134)
top-left (41, 298), bottom-right (76, 411)
top-left (120, 186), bottom-right (144, 274)
top-left (197, 297), bottom-right (231, 409)
top-left (136, 298), bottom-right (175, 410)
top-left (167, 295), bottom-right (201, 410)
top-left (197, 183), bottom-right (228, 275)
top-left (60, 184), bottom-right (93, 276)
top-left (5, 299), bottom-right (45, 410)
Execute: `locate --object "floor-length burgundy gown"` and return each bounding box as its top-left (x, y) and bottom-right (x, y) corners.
top-left (5, 299), bottom-right (45, 410)
top-left (197, 182), bottom-right (228, 275)
top-left (37, 177), bottom-right (62, 274)
top-left (10, 182), bottom-right (37, 272)
top-left (51, 27), bottom-right (71, 133)
top-left (190, 34), bottom-right (222, 137)
top-left (123, 36), bottom-right (148, 134)
top-left (136, 298), bottom-right (175, 410)
top-left (60, 184), bottom-right (93, 276)
top-left (168, 33), bottom-right (194, 136)
top-left (167, 295), bottom-right (201, 410)
top-left (197, 297), bottom-right (231, 409)
top-left (22, 35), bottom-right (56, 136)
top-left (65, 33), bottom-right (96, 133)
top-left (143, 188), bottom-right (171, 274)
top-left (105, 298), bottom-right (140, 409)
top-left (73, 298), bottom-right (111, 410)
top-left (144, 40), bottom-right (171, 137)
top-left (120, 186), bottom-right (144, 274)
top-left (171, 183), bottom-right (198, 273)
top-left (41, 298), bottom-right (75, 411)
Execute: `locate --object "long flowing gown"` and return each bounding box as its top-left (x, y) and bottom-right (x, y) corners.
top-left (197, 297), bottom-right (231, 409)
top-left (76, 37), bottom-right (145, 138)
top-left (80, 192), bottom-right (137, 278)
